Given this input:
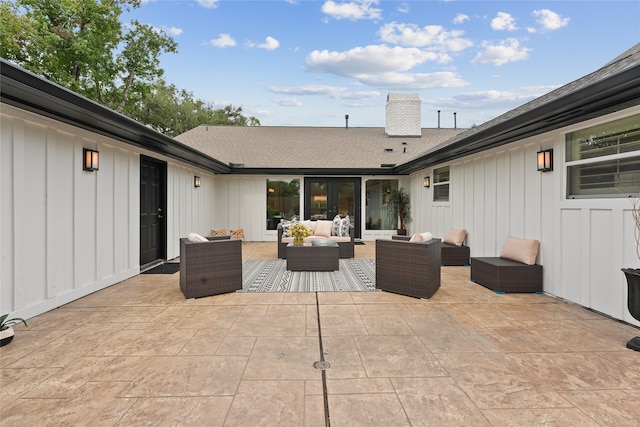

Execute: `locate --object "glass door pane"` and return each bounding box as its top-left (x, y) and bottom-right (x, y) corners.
top-left (310, 182), bottom-right (328, 220)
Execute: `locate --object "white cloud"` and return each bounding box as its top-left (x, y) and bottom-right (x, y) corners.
top-left (274, 97), bottom-right (303, 107)
top-left (397, 2), bottom-right (410, 14)
top-left (321, 0), bottom-right (382, 21)
top-left (533, 9), bottom-right (570, 31)
top-left (491, 12), bottom-right (518, 31)
top-left (197, 0), bottom-right (219, 9)
top-left (307, 45), bottom-right (440, 76)
top-left (209, 33), bottom-right (236, 48)
top-left (471, 38), bottom-right (530, 66)
top-left (247, 36), bottom-right (280, 50)
top-left (453, 13), bottom-right (469, 25)
top-left (164, 26), bottom-right (183, 36)
top-left (378, 22), bottom-right (473, 53)
top-left (269, 85), bottom-right (380, 100)
top-left (357, 71), bottom-right (468, 90)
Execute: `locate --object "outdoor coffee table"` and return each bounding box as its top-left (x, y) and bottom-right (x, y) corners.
top-left (286, 240), bottom-right (339, 271)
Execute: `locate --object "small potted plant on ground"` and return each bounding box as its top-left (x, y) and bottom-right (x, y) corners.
top-left (0, 313), bottom-right (28, 347)
top-left (622, 196), bottom-right (640, 351)
top-left (388, 188), bottom-right (412, 235)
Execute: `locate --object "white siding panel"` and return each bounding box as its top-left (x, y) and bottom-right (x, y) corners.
top-left (1, 114), bottom-right (15, 313)
top-left (560, 209), bottom-right (583, 304)
top-left (97, 144), bottom-right (115, 281)
top-left (495, 150), bottom-right (510, 255)
top-left (509, 147), bottom-right (525, 238)
top-left (483, 155), bottom-right (497, 255)
top-left (589, 209), bottom-right (620, 316)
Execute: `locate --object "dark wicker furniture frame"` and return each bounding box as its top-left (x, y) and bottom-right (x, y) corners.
top-left (179, 237), bottom-right (243, 298)
top-left (277, 223), bottom-right (355, 259)
top-left (375, 238), bottom-right (442, 299)
top-left (286, 243), bottom-right (339, 271)
top-left (392, 235), bottom-right (469, 266)
top-left (470, 257), bottom-right (542, 293)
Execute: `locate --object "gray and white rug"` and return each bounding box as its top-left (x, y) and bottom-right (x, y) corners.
top-left (241, 259), bottom-right (376, 292)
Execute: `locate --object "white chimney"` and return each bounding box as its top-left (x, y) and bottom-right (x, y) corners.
top-left (385, 93), bottom-right (421, 137)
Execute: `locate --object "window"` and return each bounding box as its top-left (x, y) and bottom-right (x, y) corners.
top-left (266, 179), bottom-right (300, 229)
top-left (433, 166), bottom-right (450, 202)
top-left (566, 114), bottom-right (640, 198)
top-left (365, 179), bottom-right (398, 230)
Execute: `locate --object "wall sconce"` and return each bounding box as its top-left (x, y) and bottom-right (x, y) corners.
top-left (423, 176), bottom-right (431, 188)
top-left (194, 176), bottom-right (201, 188)
top-left (83, 148), bottom-right (99, 171)
top-left (537, 149), bottom-right (553, 172)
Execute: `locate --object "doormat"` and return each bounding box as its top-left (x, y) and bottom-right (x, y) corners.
top-left (142, 263), bottom-right (180, 274)
top-left (354, 241), bottom-right (365, 245)
top-left (240, 259), bottom-right (376, 292)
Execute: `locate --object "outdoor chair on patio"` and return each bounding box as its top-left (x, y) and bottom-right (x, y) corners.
top-left (470, 236), bottom-right (542, 293)
top-left (179, 234), bottom-right (242, 298)
top-left (375, 237), bottom-right (441, 299)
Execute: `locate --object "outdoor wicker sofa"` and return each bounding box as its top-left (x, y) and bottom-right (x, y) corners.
top-left (277, 222), bottom-right (355, 259)
top-left (470, 236), bottom-right (542, 293)
top-left (375, 238), bottom-right (442, 299)
top-left (179, 236), bottom-right (242, 298)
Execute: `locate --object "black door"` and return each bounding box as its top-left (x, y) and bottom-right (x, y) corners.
top-left (304, 178), bottom-right (361, 237)
top-left (140, 155), bottom-right (167, 267)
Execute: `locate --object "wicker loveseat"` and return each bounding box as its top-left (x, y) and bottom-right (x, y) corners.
top-left (277, 220), bottom-right (355, 259)
top-left (375, 238), bottom-right (442, 299)
top-left (470, 236), bottom-right (542, 293)
top-left (179, 236), bottom-right (243, 298)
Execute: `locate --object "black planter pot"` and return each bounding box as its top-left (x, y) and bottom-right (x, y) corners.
top-left (396, 229), bottom-right (407, 236)
top-left (621, 268), bottom-right (640, 351)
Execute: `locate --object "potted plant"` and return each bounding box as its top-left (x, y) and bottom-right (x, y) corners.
top-left (622, 196), bottom-right (640, 351)
top-left (388, 188), bottom-right (412, 235)
top-left (0, 313), bottom-right (28, 347)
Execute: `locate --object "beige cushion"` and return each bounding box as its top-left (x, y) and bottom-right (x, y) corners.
top-left (301, 220), bottom-right (317, 234)
top-left (314, 220), bottom-right (333, 237)
top-left (443, 228), bottom-right (467, 246)
top-left (187, 232), bottom-right (208, 243)
top-left (409, 232), bottom-right (433, 242)
top-left (500, 236), bottom-right (540, 265)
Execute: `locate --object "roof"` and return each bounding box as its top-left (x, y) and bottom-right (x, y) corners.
top-left (174, 126), bottom-right (465, 173)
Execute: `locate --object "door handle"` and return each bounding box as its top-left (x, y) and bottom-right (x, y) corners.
top-left (157, 208), bottom-right (163, 219)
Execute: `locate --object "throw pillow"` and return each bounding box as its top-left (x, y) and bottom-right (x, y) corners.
top-left (339, 215), bottom-right (351, 237)
top-left (443, 228), bottom-right (467, 246)
top-left (419, 232), bottom-right (433, 242)
top-left (332, 215), bottom-right (341, 236)
top-left (315, 220), bottom-right (333, 237)
top-left (187, 232), bottom-right (208, 243)
top-left (499, 236), bottom-right (540, 265)
top-left (409, 233), bottom-right (422, 242)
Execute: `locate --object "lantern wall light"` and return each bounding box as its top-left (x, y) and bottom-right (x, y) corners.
top-left (423, 176), bottom-right (430, 188)
top-left (194, 176), bottom-right (201, 188)
top-left (83, 148), bottom-right (99, 171)
top-left (537, 149), bottom-right (553, 172)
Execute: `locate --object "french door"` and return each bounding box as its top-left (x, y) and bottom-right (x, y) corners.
top-left (304, 178), bottom-right (361, 237)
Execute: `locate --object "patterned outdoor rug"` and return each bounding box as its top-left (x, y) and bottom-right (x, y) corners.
top-left (241, 259), bottom-right (376, 292)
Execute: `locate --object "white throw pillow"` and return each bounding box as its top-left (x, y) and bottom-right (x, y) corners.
top-left (499, 236), bottom-right (540, 265)
top-left (332, 215), bottom-right (342, 236)
top-left (281, 220), bottom-right (297, 237)
top-left (315, 220), bottom-right (333, 237)
top-left (409, 233), bottom-right (422, 242)
top-left (443, 228), bottom-right (467, 246)
top-left (187, 232), bottom-right (209, 243)
top-left (339, 215), bottom-right (351, 237)
top-left (419, 232), bottom-right (433, 242)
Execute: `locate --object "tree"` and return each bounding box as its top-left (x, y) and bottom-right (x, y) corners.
top-left (0, 0), bottom-right (177, 113)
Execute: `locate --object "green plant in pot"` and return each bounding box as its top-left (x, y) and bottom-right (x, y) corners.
top-left (0, 314), bottom-right (28, 347)
top-left (622, 196), bottom-right (640, 351)
top-left (388, 188), bottom-right (412, 235)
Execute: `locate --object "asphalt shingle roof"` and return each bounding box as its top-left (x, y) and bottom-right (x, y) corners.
top-left (174, 126), bottom-right (466, 169)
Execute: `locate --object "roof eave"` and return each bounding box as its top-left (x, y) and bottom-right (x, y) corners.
top-left (1, 59), bottom-right (231, 174)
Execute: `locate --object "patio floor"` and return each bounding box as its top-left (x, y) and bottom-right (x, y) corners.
top-left (1, 242), bottom-right (639, 426)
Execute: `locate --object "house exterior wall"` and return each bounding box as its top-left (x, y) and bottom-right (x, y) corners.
top-left (1, 105), bottom-right (215, 320)
top-left (409, 105), bottom-right (640, 327)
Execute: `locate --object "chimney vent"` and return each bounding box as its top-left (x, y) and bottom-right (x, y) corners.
top-left (345, 114), bottom-right (349, 129)
top-left (454, 112), bottom-right (457, 129)
top-left (437, 110), bottom-right (441, 129)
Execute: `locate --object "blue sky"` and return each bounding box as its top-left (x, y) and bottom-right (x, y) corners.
top-left (127, 0), bottom-right (640, 128)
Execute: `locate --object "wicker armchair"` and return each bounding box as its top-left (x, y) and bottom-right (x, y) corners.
top-left (375, 238), bottom-right (442, 299)
top-left (179, 237), bottom-right (242, 298)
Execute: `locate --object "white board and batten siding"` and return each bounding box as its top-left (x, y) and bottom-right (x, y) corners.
top-left (1, 105), bottom-right (215, 320)
top-left (410, 106), bottom-right (640, 327)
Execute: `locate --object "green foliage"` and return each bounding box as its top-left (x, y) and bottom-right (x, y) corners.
top-left (388, 188), bottom-right (412, 230)
top-left (0, 314), bottom-right (28, 330)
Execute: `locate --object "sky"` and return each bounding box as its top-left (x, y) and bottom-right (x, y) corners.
top-left (125, 0), bottom-right (640, 129)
